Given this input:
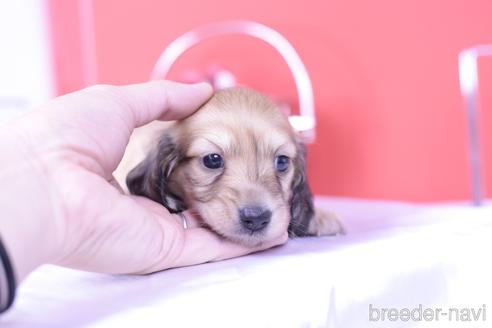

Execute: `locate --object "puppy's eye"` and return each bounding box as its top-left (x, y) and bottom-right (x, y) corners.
top-left (275, 155), bottom-right (290, 172)
top-left (202, 153), bottom-right (224, 169)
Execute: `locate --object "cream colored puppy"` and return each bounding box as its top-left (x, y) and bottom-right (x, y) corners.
top-left (126, 88), bottom-right (343, 246)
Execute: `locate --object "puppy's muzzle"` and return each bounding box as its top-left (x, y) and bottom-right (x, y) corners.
top-left (239, 206), bottom-right (272, 232)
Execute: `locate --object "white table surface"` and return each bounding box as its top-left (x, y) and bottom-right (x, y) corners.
top-left (2, 197), bottom-right (491, 328)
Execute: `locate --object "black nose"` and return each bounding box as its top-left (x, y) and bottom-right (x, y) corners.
top-left (239, 206), bottom-right (272, 232)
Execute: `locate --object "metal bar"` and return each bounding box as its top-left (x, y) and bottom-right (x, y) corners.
top-left (458, 45), bottom-right (492, 206)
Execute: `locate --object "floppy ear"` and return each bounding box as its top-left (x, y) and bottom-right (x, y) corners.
top-left (126, 133), bottom-right (187, 213)
top-left (288, 140), bottom-right (315, 237)
top-left (288, 140), bottom-right (345, 237)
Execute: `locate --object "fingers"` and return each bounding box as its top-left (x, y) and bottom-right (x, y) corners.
top-left (152, 227), bottom-right (288, 272)
top-left (105, 81), bottom-right (213, 127)
top-left (57, 189), bottom-right (287, 275)
top-left (138, 208), bottom-right (288, 273)
top-left (152, 211), bottom-right (288, 271)
top-left (56, 194), bottom-right (185, 275)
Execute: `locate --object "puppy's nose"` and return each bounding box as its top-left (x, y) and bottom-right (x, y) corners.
top-left (239, 206), bottom-right (272, 231)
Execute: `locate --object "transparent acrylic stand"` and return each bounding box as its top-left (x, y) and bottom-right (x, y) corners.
top-left (459, 45), bottom-right (492, 206)
top-left (150, 20), bottom-right (316, 142)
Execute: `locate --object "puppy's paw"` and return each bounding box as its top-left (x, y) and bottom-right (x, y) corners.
top-left (307, 208), bottom-right (345, 236)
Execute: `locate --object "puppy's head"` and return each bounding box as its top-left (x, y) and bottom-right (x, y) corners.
top-left (127, 88), bottom-right (314, 246)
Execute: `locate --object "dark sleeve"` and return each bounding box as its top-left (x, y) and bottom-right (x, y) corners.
top-left (0, 236), bottom-right (16, 314)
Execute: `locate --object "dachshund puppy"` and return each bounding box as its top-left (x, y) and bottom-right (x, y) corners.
top-left (126, 88), bottom-right (343, 246)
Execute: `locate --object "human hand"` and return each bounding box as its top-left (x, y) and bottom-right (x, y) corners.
top-left (0, 81), bottom-right (287, 282)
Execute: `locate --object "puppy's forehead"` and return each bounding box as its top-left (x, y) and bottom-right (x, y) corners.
top-left (181, 88), bottom-right (296, 155)
top-left (187, 124), bottom-right (292, 155)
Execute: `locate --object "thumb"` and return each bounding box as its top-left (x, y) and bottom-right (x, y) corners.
top-left (104, 81), bottom-right (214, 128)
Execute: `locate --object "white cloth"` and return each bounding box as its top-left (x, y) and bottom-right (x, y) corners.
top-left (2, 198), bottom-right (491, 327)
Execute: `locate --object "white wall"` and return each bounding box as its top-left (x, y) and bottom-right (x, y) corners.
top-left (0, 1), bottom-right (54, 125)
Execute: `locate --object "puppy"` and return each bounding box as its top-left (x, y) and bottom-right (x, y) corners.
top-left (126, 87), bottom-right (343, 246)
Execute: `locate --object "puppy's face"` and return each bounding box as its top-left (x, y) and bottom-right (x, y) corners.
top-left (127, 88), bottom-right (314, 246)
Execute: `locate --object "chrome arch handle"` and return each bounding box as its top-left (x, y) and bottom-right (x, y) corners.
top-left (150, 20), bottom-right (316, 140)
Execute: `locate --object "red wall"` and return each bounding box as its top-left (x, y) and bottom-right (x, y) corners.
top-left (47, 0), bottom-right (492, 202)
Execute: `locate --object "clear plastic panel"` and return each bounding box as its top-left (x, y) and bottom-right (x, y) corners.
top-left (458, 45), bottom-right (492, 205)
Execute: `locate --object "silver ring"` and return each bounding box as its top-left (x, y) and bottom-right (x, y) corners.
top-left (178, 212), bottom-right (188, 229)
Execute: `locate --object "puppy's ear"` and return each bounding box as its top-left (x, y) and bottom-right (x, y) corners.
top-left (288, 140), bottom-right (345, 237)
top-left (126, 134), bottom-right (187, 213)
top-left (288, 140), bottom-right (316, 237)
